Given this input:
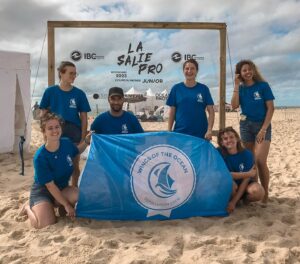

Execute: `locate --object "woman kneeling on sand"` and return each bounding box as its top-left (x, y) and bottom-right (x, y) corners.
top-left (20, 112), bottom-right (91, 229)
top-left (217, 127), bottom-right (265, 213)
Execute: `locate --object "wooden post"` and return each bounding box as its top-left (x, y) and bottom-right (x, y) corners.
top-left (47, 22), bottom-right (55, 86)
top-left (219, 27), bottom-right (227, 130)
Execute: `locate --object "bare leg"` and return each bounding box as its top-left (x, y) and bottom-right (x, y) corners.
top-left (245, 182), bottom-right (265, 202)
top-left (22, 202), bottom-right (56, 229)
top-left (58, 186), bottom-right (79, 216)
top-left (71, 155), bottom-right (80, 187)
top-left (61, 186), bottom-right (79, 205)
top-left (255, 140), bottom-right (271, 203)
top-left (243, 142), bottom-right (255, 155)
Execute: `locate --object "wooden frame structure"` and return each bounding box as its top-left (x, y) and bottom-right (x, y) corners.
top-left (47, 21), bottom-right (227, 130)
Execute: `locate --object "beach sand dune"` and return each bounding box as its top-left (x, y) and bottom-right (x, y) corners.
top-left (0, 109), bottom-right (300, 263)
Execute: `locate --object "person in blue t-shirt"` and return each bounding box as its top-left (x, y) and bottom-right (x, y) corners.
top-left (91, 87), bottom-right (144, 134)
top-left (19, 112), bottom-right (91, 229)
top-left (166, 59), bottom-right (215, 140)
top-left (217, 127), bottom-right (265, 213)
top-left (40, 61), bottom-right (91, 187)
top-left (231, 60), bottom-right (275, 203)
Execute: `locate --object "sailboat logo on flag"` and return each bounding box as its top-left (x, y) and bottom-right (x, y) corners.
top-left (130, 145), bottom-right (196, 217)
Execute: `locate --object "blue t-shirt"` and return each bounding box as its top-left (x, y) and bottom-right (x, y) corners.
top-left (33, 138), bottom-right (79, 189)
top-left (222, 149), bottom-right (254, 185)
top-left (239, 82), bottom-right (275, 122)
top-left (166, 82), bottom-right (214, 138)
top-left (91, 111), bottom-right (144, 134)
top-left (40, 85), bottom-right (91, 127)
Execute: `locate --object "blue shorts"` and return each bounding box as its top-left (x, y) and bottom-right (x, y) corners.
top-left (29, 182), bottom-right (55, 208)
top-left (240, 120), bottom-right (271, 142)
top-left (62, 121), bottom-right (82, 144)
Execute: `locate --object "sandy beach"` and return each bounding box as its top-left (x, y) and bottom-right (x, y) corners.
top-left (0, 108), bottom-right (300, 264)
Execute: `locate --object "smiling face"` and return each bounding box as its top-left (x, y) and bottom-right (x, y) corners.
top-left (239, 63), bottom-right (254, 85)
top-left (183, 62), bottom-right (198, 82)
top-left (108, 95), bottom-right (124, 114)
top-left (43, 119), bottom-right (62, 142)
top-left (220, 131), bottom-right (238, 152)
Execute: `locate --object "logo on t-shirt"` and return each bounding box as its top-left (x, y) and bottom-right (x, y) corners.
top-left (121, 124), bottom-right (128, 134)
top-left (67, 155), bottom-right (73, 167)
top-left (239, 163), bottom-right (245, 172)
top-left (197, 93), bottom-right (203, 103)
top-left (69, 98), bottom-right (77, 108)
top-left (253, 91), bottom-right (262, 100)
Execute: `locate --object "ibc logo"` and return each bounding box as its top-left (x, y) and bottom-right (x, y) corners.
top-left (84, 53), bottom-right (96, 59)
top-left (184, 54), bottom-right (196, 60)
top-left (70, 50), bottom-right (104, 61)
top-left (171, 52), bottom-right (204, 63)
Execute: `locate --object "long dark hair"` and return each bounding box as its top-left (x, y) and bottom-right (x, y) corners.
top-left (217, 127), bottom-right (244, 156)
top-left (235, 59), bottom-right (266, 83)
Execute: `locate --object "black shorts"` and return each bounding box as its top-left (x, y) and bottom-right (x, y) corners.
top-left (62, 121), bottom-right (82, 144)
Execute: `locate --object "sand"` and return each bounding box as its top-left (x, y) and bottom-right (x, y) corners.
top-left (0, 108), bottom-right (300, 264)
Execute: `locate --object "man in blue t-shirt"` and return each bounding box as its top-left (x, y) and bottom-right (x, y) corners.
top-left (91, 87), bottom-right (144, 134)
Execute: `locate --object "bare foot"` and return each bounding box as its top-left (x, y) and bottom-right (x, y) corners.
top-left (18, 202), bottom-right (29, 217)
top-left (262, 193), bottom-right (268, 204)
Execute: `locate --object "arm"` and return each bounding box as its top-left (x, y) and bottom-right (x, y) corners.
top-left (256, 100), bottom-right (275, 143)
top-left (204, 105), bottom-right (215, 140)
top-left (79, 112), bottom-right (88, 142)
top-left (40, 109), bottom-right (48, 118)
top-left (45, 181), bottom-right (75, 218)
top-left (231, 74), bottom-right (241, 110)
top-left (227, 178), bottom-right (250, 213)
top-left (168, 106), bottom-right (176, 131)
top-left (231, 165), bottom-right (257, 180)
top-left (77, 131), bottom-right (92, 153)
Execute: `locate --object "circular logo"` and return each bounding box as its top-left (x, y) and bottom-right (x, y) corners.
top-left (171, 52), bottom-right (182, 63)
top-left (131, 145), bottom-right (195, 211)
top-left (70, 50), bottom-right (82, 61)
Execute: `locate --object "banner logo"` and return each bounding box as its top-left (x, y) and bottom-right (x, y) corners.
top-left (71, 50), bottom-right (82, 61)
top-left (131, 145), bottom-right (196, 217)
top-left (117, 41), bottom-right (163, 75)
top-left (171, 52), bottom-right (182, 63)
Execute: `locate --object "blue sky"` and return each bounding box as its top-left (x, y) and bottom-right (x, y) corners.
top-left (1, 0), bottom-right (300, 106)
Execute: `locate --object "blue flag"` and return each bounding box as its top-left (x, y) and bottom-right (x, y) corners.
top-left (76, 132), bottom-right (232, 220)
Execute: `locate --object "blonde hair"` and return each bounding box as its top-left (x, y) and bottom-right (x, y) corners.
top-left (235, 59), bottom-right (266, 83)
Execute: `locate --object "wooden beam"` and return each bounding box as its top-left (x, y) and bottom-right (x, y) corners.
top-left (219, 27), bottom-right (227, 130)
top-left (47, 21), bottom-right (226, 30)
top-left (47, 22), bottom-right (55, 86)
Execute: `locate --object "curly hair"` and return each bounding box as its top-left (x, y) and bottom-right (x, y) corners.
top-left (235, 59), bottom-right (266, 83)
top-left (40, 112), bottom-right (63, 134)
